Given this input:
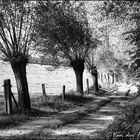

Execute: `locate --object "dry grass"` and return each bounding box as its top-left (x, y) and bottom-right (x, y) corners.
top-left (0, 92), bottom-right (95, 130)
top-left (96, 96), bottom-right (140, 140)
top-left (0, 89), bottom-right (115, 140)
top-left (0, 113), bottom-right (29, 129)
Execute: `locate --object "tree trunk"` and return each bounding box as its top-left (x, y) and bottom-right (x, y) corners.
top-left (112, 72), bottom-right (115, 84)
top-left (10, 62), bottom-right (31, 113)
top-left (71, 60), bottom-right (84, 95)
top-left (91, 68), bottom-right (99, 92)
top-left (115, 74), bottom-right (119, 82)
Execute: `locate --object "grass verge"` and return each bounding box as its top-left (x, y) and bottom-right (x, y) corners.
top-left (96, 96), bottom-right (140, 140)
top-left (0, 92), bottom-right (95, 129)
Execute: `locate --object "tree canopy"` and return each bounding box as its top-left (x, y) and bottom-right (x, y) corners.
top-left (0, 0), bottom-right (35, 63)
top-left (33, 1), bottom-right (99, 67)
top-left (102, 1), bottom-right (140, 80)
top-left (32, 1), bottom-right (101, 94)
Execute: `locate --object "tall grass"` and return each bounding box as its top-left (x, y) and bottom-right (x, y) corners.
top-left (0, 93), bottom-right (95, 129)
top-left (98, 97), bottom-right (140, 140)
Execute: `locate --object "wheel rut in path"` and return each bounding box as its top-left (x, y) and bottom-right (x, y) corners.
top-left (48, 96), bottom-right (129, 139)
top-left (0, 95), bottom-right (130, 139)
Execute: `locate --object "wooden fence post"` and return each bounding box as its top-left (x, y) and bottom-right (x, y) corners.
top-left (104, 74), bottom-right (107, 81)
top-left (112, 73), bottom-right (114, 84)
top-left (42, 84), bottom-right (47, 103)
top-left (108, 73), bottom-right (110, 84)
top-left (3, 79), bottom-right (12, 114)
top-left (86, 79), bottom-right (89, 95)
top-left (62, 85), bottom-right (65, 101)
top-left (101, 73), bottom-right (103, 83)
top-left (42, 84), bottom-right (46, 97)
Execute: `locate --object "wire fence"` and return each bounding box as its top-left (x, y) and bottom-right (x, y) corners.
top-left (0, 75), bottom-right (115, 98)
top-left (0, 61), bottom-right (115, 98)
top-left (0, 79), bottom-right (94, 98)
top-left (0, 61), bottom-right (95, 97)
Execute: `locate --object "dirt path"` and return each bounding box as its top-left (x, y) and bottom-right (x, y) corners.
top-left (46, 96), bottom-right (128, 139)
top-left (0, 95), bottom-right (131, 140)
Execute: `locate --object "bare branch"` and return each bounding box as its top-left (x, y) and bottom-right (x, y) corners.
top-left (24, 17), bottom-right (33, 54)
top-left (0, 28), bottom-right (12, 56)
top-left (17, 11), bottom-right (24, 47)
top-left (0, 42), bottom-right (9, 57)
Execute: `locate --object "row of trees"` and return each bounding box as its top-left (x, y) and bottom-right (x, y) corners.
top-left (1, 0), bottom-right (139, 113)
top-left (0, 1), bottom-right (100, 113)
top-left (102, 1), bottom-right (140, 82)
top-left (33, 1), bottom-right (100, 94)
top-left (85, 1), bottom-right (140, 84)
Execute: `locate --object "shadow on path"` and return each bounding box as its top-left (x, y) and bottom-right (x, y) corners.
top-left (0, 93), bottom-right (132, 140)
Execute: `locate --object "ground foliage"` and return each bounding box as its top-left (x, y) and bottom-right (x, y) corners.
top-left (99, 97), bottom-right (140, 140)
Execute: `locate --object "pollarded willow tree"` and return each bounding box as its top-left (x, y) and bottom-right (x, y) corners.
top-left (0, 0), bottom-right (35, 113)
top-left (85, 50), bottom-right (99, 92)
top-left (33, 1), bottom-right (99, 95)
top-left (85, 1), bottom-right (135, 84)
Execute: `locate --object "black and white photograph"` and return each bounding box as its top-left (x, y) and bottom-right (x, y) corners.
top-left (0, 0), bottom-right (140, 139)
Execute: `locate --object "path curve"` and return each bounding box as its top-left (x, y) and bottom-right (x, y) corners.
top-left (0, 95), bottom-right (131, 139)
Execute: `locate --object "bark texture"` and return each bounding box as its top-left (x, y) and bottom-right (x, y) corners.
top-left (112, 72), bottom-right (115, 83)
top-left (11, 60), bottom-right (31, 113)
top-left (91, 68), bottom-right (99, 92)
top-left (71, 60), bottom-right (85, 95)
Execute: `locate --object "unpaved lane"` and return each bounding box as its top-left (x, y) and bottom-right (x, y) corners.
top-left (46, 96), bottom-right (129, 139)
top-left (0, 95), bottom-right (130, 139)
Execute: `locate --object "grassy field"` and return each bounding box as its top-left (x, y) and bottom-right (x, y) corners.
top-left (0, 91), bottom-right (95, 129)
top-left (0, 87), bottom-right (138, 139)
top-left (0, 61), bottom-right (93, 96)
top-left (0, 88), bottom-right (114, 140)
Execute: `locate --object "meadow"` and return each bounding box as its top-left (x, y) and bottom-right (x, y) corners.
top-left (0, 61), bottom-right (93, 97)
